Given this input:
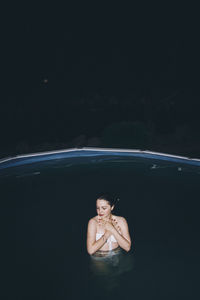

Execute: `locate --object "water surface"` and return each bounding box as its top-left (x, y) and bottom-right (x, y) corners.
top-left (1, 149), bottom-right (200, 299)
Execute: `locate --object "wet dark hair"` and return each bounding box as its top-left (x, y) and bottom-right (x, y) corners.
top-left (96, 193), bottom-right (120, 207)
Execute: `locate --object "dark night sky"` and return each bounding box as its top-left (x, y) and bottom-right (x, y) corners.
top-left (1, 4), bottom-right (199, 157)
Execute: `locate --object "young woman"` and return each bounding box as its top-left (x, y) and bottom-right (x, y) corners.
top-left (87, 194), bottom-right (131, 255)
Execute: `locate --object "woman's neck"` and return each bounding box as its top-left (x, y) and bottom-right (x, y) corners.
top-left (102, 214), bottom-right (112, 221)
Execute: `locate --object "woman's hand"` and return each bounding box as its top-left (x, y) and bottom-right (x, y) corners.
top-left (104, 220), bottom-right (115, 233)
top-left (111, 217), bottom-right (122, 234)
top-left (97, 217), bottom-right (115, 233)
top-left (97, 217), bottom-right (122, 236)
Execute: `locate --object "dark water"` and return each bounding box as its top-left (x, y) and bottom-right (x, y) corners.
top-left (1, 153), bottom-right (200, 299)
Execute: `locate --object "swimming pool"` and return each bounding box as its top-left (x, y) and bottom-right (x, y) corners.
top-left (1, 148), bottom-right (200, 299)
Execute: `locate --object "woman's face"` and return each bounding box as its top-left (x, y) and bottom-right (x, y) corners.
top-left (96, 199), bottom-right (113, 219)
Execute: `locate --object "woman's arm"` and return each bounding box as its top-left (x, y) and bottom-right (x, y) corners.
top-left (86, 219), bottom-right (110, 255)
top-left (105, 217), bottom-right (131, 252)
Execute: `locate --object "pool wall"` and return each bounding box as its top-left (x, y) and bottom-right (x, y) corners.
top-left (0, 147), bottom-right (200, 171)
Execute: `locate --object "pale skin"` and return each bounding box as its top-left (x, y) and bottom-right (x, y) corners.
top-left (87, 199), bottom-right (131, 255)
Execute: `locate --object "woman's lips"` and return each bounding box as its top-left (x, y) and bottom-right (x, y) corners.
top-left (99, 214), bottom-right (104, 216)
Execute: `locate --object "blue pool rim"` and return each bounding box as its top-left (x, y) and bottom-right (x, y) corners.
top-left (0, 147), bottom-right (200, 171)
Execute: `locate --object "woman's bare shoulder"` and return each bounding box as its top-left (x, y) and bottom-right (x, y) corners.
top-left (112, 215), bottom-right (127, 224)
top-left (88, 216), bottom-right (98, 226)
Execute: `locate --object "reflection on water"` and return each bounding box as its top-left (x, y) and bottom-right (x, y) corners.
top-left (89, 247), bottom-right (134, 291)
